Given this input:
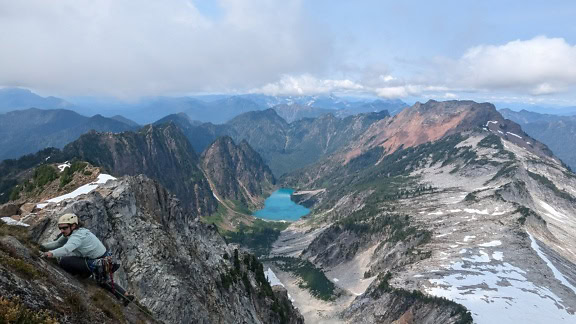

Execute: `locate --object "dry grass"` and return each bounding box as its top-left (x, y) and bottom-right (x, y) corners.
top-left (0, 297), bottom-right (58, 324)
top-left (90, 290), bottom-right (126, 323)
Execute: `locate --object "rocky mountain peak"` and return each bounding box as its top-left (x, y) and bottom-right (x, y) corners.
top-left (201, 136), bottom-right (275, 209)
top-left (62, 123), bottom-right (218, 216)
top-left (345, 100), bottom-right (553, 163)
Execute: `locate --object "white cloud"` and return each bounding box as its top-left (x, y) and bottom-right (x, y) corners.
top-left (0, 0), bottom-right (331, 97)
top-left (255, 74), bottom-right (364, 95)
top-left (453, 36), bottom-right (576, 95)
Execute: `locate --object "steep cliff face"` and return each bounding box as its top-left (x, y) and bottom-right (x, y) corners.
top-left (62, 123), bottom-right (217, 216)
top-left (21, 175), bottom-right (302, 324)
top-left (201, 136), bottom-right (275, 209)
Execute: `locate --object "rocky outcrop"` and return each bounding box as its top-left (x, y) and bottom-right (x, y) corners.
top-left (62, 123), bottom-right (218, 216)
top-left (21, 175), bottom-right (302, 324)
top-left (0, 229), bottom-right (153, 323)
top-left (201, 136), bottom-right (275, 209)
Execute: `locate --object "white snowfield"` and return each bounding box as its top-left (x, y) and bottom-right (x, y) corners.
top-left (426, 249), bottom-right (576, 323)
top-left (36, 174), bottom-right (116, 209)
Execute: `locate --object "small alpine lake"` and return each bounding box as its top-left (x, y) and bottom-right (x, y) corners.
top-left (253, 188), bottom-right (310, 221)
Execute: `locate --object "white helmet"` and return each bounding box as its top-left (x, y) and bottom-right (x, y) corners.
top-left (58, 213), bottom-right (78, 225)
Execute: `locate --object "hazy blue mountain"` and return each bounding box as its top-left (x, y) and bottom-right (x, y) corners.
top-left (271, 104), bottom-right (333, 123)
top-left (185, 96), bottom-right (264, 124)
top-left (110, 115), bottom-right (139, 127)
top-left (0, 108), bottom-right (136, 161)
top-left (336, 99), bottom-right (407, 117)
top-left (496, 102), bottom-right (576, 115)
top-left (0, 88), bottom-right (72, 113)
top-left (500, 108), bottom-right (576, 170)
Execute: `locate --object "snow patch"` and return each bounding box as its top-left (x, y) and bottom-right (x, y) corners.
top-left (36, 174), bottom-right (116, 209)
top-left (538, 200), bottom-right (567, 223)
top-left (529, 233), bottom-right (576, 296)
top-left (464, 208), bottom-right (489, 215)
top-left (265, 268), bottom-right (285, 287)
top-left (1, 217), bottom-right (30, 227)
top-left (57, 162), bottom-right (71, 172)
top-left (464, 235), bottom-right (476, 242)
top-left (478, 240), bottom-right (502, 247)
top-left (428, 211), bottom-right (444, 215)
top-left (492, 251), bottom-right (503, 261)
top-left (506, 132), bottom-right (523, 139)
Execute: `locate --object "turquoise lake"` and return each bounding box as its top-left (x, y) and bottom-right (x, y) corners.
top-left (253, 188), bottom-right (310, 221)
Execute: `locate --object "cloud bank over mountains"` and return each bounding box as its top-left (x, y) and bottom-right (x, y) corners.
top-left (0, 0), bottom-right (330, 97)
top-left (1, 1), bottom-right (576, 104)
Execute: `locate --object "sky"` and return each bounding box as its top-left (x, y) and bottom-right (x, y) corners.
top-left (1, 0), bottom-right (576, 106)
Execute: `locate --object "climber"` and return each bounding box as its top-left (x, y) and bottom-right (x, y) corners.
top-left (40, 213), bottom-right (134, 306)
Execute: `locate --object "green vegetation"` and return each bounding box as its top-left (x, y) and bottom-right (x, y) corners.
top-left (487, 161), bottom-right (517, 183)
top-left (8, 160), bottom-right (91, 201)
top-left (0, 297), bottom-right (58, 324)
top-left (217, 250), bottom-right (295, 323)
top-left (229, 199), bottom-right (252, 215)
top-left (0, 253), bottom-right (42, 280)
top-left (515, 205), bottom-right (546, 225)
top-left (265, 256), bottom-right (339, 301)
top-left (224, 219), bottom-right (290, 256)
top-left (59, 161), bottom-right (88, 188)
top-left (9, 164), bottom-right (59, 200)
top-left (202, 203), bottom-right (227, 226)
top-left (527, 171), bottom-right (576, 202)
top-left (370, 272), bottom-right (473, 324)
top-left (478, 134), bottom-right (504, 150)
top-left (0, 148), bottom-right (67, 204)
top-left (91, 290), bottom-right (126, 322)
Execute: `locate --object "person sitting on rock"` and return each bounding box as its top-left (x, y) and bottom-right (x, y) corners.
top-left (41, 213), bottom-right (134, 306)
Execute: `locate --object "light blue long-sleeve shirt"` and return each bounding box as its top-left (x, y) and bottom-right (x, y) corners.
top-left (42, 228), bottom-right (106, 259)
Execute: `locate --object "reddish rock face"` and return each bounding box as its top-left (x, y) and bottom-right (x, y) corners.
top-left (343, 100), bottom-right (552, 165)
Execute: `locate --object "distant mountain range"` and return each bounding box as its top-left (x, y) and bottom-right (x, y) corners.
top-left (0, 87), bottom-right (405, 124)
top-left (500, 108), bottom-right (576, 171)
top-left (0, 88), bottom-right (72, 113)
top-left (156, 108), bottom-right (390, 176)
top-left (0, 108), bottom-right (137, 161)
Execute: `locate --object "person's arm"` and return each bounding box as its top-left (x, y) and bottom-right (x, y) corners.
top-left (41, 235), bottom-right (66, 251)
top-left (50, 233), bottom-right (83, 258)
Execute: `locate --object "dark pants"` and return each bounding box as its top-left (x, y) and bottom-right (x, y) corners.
top-left (59, 256), bottom-right (93, 278)
top-left (59, 256), bottom-right (133, 305)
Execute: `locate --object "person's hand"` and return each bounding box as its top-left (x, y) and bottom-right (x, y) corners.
top-left (42, 251), bottom-right (53, 258)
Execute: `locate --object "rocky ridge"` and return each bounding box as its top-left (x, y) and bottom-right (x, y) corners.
top-left (271, 101), bottom-right (576, 323)
top-left (201, 136), bottom-right (275, 210)
top-left (2, 174), bottom-right (303, 324)
top-left (62, 123), bottom-right (218, 216)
